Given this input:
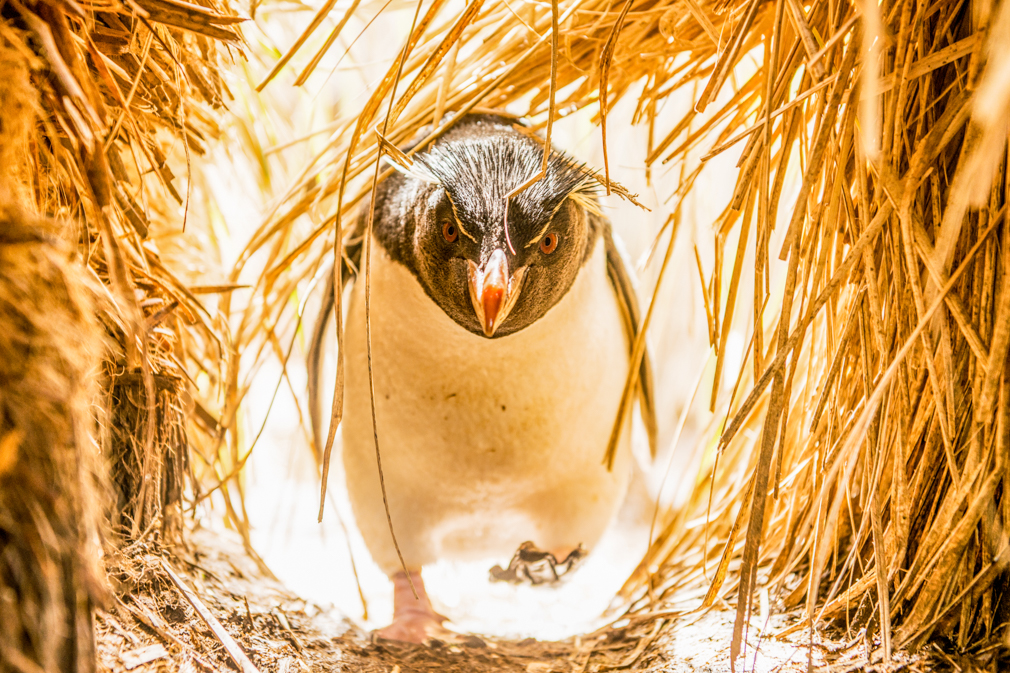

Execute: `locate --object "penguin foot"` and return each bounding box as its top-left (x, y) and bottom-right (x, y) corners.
top-left (489, 541), bottom-right (587, 585)
top-left (373, 571), bottom-right (456, 644)
top-left (373, 609), bottom-right (455, 644)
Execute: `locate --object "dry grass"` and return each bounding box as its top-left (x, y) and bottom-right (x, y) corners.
top-left (0, 2), bottom-right (241, 670)
top-left (223, 0), bottom-right (1010, 663)
top-left (4, 0), bottom-right (1006, 663)
top-left (0, 0), bottom-right (242, 540)
top-left (0, 205), bottom-right (107, 673)
top-left (619, 0), bottom-right (1010, 661)
top-left (98, 532), bottom-right (715, 673)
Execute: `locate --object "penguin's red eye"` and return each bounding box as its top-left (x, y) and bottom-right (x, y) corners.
top-left (540, 233), bottom-right (559, 254)
top-left (442, 221), bottom-right (458, 243)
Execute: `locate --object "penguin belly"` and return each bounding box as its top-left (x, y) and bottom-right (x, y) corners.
top-left (342, 237), bottom-right (633, 575)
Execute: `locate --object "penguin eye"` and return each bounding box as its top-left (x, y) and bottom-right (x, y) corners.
top-left (442, 221), bottom-right (458, 243)
top-left (540, 233), bottom-right (559, 254)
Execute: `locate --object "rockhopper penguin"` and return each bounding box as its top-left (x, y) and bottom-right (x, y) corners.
top-left (308, 113), bottom-right (657, 643)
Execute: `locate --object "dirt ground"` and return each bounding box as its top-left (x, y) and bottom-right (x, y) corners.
top-left (95, 529), bottom-right (995, 673)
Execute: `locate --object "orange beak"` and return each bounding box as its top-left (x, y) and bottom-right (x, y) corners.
top-left (468, 249), bottom-right (524, 337)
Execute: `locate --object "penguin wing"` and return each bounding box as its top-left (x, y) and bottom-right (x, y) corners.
top-left (307, 220), bottom-right (365, 463)
top-left (602, 222), bottom-right (659, 460)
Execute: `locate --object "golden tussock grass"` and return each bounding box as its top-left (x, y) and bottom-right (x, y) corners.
top-left (230, 0), bottom-right (1010, 661)
top-left (0, 203), bottom-right (107, 673)
top-left (0, 0), bottom-right (241, 539)
top-left (5, 0), bottom-right (1010, 664)
top-left (0, 2), bottom-right (238, 670)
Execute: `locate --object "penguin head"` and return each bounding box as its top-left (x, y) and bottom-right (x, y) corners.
top-left (396, 114), bottom-right (598, 338)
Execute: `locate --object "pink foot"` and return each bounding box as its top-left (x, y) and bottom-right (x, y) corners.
top-left (373, 571), bottom-right (456, 644)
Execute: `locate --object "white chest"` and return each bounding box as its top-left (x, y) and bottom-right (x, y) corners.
top-left (341, 237), bottom-right (633, 573)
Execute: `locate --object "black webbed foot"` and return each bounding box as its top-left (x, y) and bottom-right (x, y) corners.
top-left (489, 541), bottom-right (587, 585)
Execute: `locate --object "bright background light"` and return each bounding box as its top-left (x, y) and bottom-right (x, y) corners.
top-left (167, 0), bottom-right (796, 641)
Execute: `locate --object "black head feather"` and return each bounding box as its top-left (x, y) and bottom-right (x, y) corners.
top-left (415, 115), bottom-right (596, 258)
top-left (368, 113), bottom-right (604, 338)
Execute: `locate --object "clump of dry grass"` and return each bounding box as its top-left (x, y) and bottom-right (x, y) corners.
top-left (0, 205), bottom-right (107, 673)
top-left (618, 0), bottom-right (1010, 662)
top-left (105, 370), bottom-right (189, 539)
top-left (0, 3), bottom-right (241, 669)
top-left (229, 0), bottom-right (1010, 663)
top-left (0, 42), bottom-right (107, 673)
top-left (0, 0), bottom-right (241, 540)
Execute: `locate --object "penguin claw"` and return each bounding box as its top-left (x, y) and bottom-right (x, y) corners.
top-left (489, 541), bottom-right (587, 585)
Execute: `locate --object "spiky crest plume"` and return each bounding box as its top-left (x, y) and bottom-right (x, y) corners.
top-left (415, 115), bottom-right (597, 247)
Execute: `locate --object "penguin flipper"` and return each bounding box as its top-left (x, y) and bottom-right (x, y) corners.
top-left (602, 223), bottom-right (659, 460)
top-left (307, 232), bottom-right (363, 463)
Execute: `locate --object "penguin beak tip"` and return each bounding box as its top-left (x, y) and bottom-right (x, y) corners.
top-left (481, 285), bottom-right (505, 336)
top-left (468, 250), bottom-right (513, 338)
